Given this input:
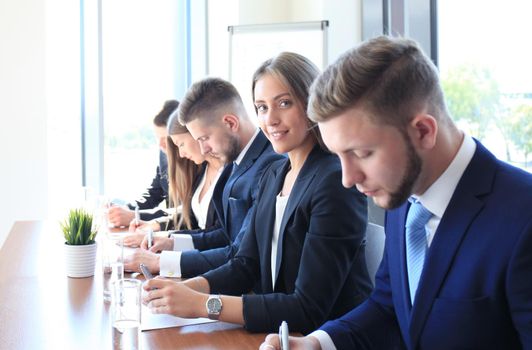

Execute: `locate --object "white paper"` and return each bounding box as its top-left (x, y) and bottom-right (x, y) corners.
top-left (140, 304), bottom-right (216, 331)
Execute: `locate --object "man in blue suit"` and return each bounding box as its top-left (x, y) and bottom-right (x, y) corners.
top-left (126, 77), bottom-right (282, 278)
top-left (260, 36), bottom-right (532, 349)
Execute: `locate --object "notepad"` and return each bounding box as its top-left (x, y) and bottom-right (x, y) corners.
top-left (141, 304), bottom-right (216, 331)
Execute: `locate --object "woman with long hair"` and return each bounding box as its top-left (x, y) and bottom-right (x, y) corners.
top-left (123, 111), bottom-right (225, 271)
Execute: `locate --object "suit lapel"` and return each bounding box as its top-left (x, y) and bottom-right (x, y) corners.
top-left (273, 147), bottom-right (322, 288)
top-left (408, 142), bottom-right (496, 347)
top-left (215, 163), bottom-right (232, 228)
top-left (222, 131), bottom-right (268, 224)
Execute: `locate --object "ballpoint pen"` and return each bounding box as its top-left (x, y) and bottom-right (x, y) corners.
top-left (139, 263), bottom-right (154, 280)
top-left (134, 205), bottom-right (140, 226)
top-left (147, 228), bottom-right (153, 249)
top-left (279, 321), bottom-right (290, 350)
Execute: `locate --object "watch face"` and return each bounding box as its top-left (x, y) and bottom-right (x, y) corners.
top-left (207, 297), bottom-right (222, 312)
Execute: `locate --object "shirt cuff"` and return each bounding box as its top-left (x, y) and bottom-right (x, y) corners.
top-left (310, 330), bottom-right (337, 350)
top-left (160, 251), bottom-right (182, 278)
top-left (172, 234), bottom-right (194, 251)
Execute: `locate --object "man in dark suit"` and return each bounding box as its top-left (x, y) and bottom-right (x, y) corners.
top-left (260, 36), bottom-right (532, 349)
top-left (127, 78), bottom-right (282, 277)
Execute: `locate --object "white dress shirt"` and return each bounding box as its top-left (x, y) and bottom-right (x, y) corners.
top-left (312, 133), bottom-right (476, 350)
top-left (191, 165), bottom-right (224, 230)
top-left (271, 193), bottom-right (289, 289)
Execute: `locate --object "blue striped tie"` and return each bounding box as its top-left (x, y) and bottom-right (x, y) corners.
top-left (406, 199), bottom-right (432, 305)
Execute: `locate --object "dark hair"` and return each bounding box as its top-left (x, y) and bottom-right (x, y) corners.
top-left (252, 52), bottom-right (327, 151)
top-left (153, 99), bottom-right (179, 127)
top-left (308, 36), bottom-right (449, 128)
top-left (178, 78), bottom-right (245, 125)
top-left (166, 111), bottom-right (201, 230)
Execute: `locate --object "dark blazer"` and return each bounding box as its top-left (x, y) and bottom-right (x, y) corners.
top-left (180, 131), bottom-right (283, 277)
top-left (128, 150), bottom-right (169, 221)
top-left (204, 146), bottom-right (372, 334)
top-left (320, 140), bottom-right (532, 349)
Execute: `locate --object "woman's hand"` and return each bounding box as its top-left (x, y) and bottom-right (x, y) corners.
top-left (143, 279), bottom-right (207, 319)
top-left (140, 235), bottom-right (174, 252)
top-left (123, 248), bottom-right (160, 273)
top-left (123, 231), bottom-right (146, 247)
top-left (128, 219), bottom-right (161, 234)
top-left (107, 205), bottom-right (134, 227)
top-left (124, 220), bottom-right (161, 247)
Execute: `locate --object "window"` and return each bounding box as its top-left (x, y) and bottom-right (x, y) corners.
top-left (82, 0), bottom-right (189, 202)
top-left (438, 0), bottom-right (532, 172)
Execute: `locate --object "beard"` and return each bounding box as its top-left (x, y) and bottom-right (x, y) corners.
top-left (222, 133), bottom-right (241, 163)
top-left (385, 135), bottom-right (422, 209)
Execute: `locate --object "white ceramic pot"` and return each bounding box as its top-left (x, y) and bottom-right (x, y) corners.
top-left (64, 242), bottom-right (98, 278)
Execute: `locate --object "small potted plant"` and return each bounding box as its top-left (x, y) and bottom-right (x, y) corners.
top-left (61, 208), bottom-right (99, 278)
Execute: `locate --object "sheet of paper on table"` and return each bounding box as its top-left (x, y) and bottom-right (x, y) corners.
top-left (141, 304), bottom-right (216, 331)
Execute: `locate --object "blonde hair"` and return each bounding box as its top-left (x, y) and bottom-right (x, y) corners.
top-left (166, 111), bottom-right (202, 230)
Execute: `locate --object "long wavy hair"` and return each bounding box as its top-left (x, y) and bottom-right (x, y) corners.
top-left (166, 111), bottom-right (202, 230)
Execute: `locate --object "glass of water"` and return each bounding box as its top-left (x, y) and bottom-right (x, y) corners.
top-left (102, 233), bottom-right (124, 302)
top-left (112, 278), bottom-right (142, 350)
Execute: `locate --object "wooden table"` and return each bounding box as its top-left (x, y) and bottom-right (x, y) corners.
top-left (0, 221), bottom-right (267, 349)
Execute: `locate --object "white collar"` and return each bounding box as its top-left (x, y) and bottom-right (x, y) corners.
top-left (415, 133), bottom-right (476, 219)
top-left (234, 128), bottom-right (260, 166)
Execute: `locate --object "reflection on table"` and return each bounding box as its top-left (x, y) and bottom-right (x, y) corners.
top-left (0, 221), bottom-right (266, 350)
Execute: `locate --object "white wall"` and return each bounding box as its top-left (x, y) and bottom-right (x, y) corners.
top-left (0, 0), bottom-right (81, 249)
top-left (0, 0), bottom-right (48, 248)
top-left (207, 0), bottom-right (362, 78)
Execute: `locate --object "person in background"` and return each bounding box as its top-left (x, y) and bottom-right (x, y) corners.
top-left (107, 100), bottom-right (178, 227)
top-left (123, 111), bottom-right (225, 271)
top-left (141, 52), bottom-right (371, 334)
top-left (127, 77), bottom-right (282, 277)
top-left (260, 36), bottom-right (532, 350)
top-left (166, 113), bottom-right (225, 231)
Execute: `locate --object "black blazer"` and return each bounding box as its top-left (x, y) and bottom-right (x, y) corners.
top-left (128, 150), bottom-right (170, 221)
top-left (204, 146), bottom-right (372, 333)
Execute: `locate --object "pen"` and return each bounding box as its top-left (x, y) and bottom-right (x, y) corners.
top-left (147, 228), bottom-right (153, 249)
top-left (134, 205), bottom-right (140, 226)
top-left (279, 321), bottom-right (290, 350)
top-left (139, 263), bottom-right (154, 280)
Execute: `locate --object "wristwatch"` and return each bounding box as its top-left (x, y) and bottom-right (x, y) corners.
top-left (206, 295), bottom-right (223, 320)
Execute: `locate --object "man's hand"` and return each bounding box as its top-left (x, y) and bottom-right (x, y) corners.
top-left (142, 279), bottom-right (206, 319)
top-left (259, 334), bottom-right (322, 350)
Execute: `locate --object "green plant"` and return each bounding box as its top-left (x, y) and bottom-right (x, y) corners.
top-left (61, 208), bottom-right (98, 245)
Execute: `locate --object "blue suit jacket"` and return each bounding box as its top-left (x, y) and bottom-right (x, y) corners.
top-left (321, 141), bottom-right (532, 349)
top-left (204, 147), bottom-right (372, 333)
top-left (180, 131), bottom-right (283, 277)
